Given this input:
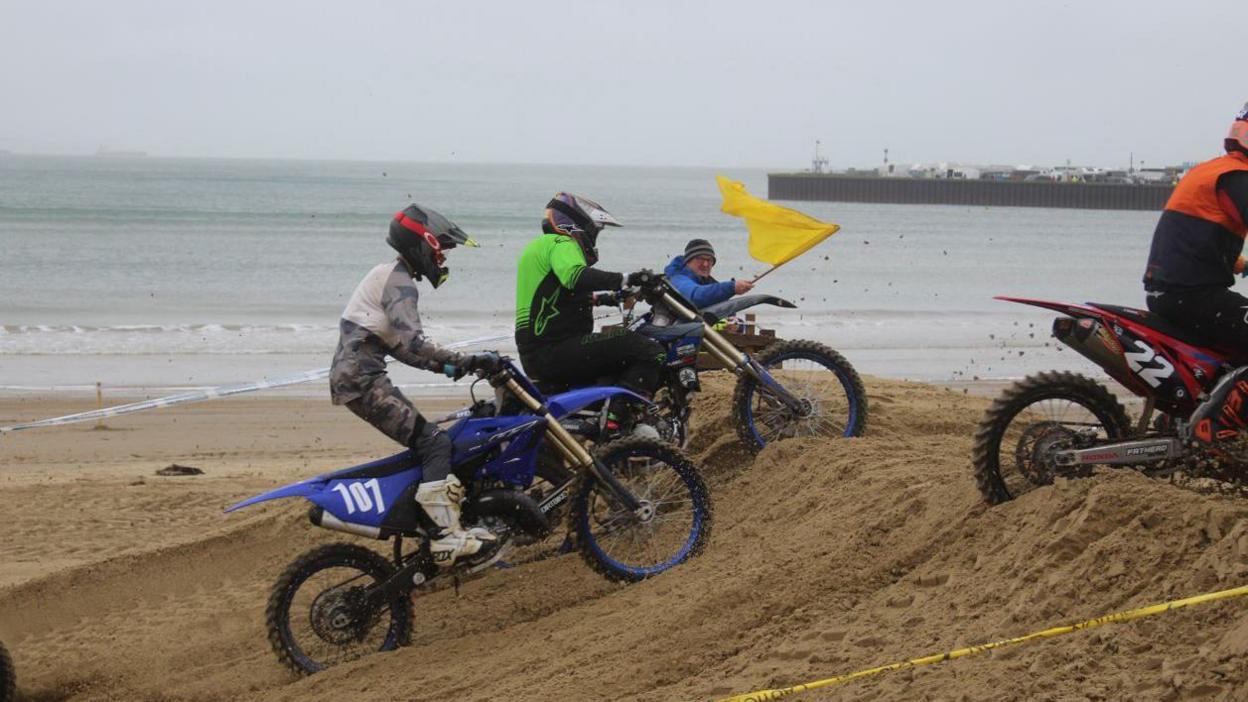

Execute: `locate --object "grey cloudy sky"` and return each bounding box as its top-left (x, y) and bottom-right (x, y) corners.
top-left (0, 0), bottom-right (1240, 169)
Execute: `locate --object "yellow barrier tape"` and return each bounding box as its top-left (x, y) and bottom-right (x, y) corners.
top-left (716, 583), bottom-right (1248, 702)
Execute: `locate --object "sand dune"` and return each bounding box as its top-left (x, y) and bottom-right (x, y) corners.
top-left (2, 377), bottom-right (1247, 701)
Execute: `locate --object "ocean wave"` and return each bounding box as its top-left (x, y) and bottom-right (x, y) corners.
top-left (0, 322), bottom-right (515, 356)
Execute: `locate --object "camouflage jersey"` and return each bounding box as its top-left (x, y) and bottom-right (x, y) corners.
top-left (329, 259), bottom-right (464, 404)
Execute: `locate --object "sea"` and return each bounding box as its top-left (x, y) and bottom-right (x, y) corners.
top-left (0, 155), bottom-right (1161, 398)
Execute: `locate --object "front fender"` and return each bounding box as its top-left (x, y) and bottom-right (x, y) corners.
top-left (546, 386), bottom-right (650, 418)
top-left (225, 477), bottom-right (326, 513)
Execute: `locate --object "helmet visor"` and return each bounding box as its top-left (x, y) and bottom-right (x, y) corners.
top-left (420, 208), bottom-right (479, 249)
top-left (567, 194), bottom-right (622, 229)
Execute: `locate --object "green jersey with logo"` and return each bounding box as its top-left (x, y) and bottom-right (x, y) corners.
top-left (514, 233), bottom-right (624, 353)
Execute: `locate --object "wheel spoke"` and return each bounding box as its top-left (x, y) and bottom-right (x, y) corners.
top-left (742, 347), bottom-right (863, 448)
top-left (975, 376), bottom-right (1128, 503)
top-left (581, 445), bottom-right (701, 575)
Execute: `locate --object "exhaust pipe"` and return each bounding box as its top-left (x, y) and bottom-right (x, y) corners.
top-left (308, 505), bottom-right (383, 539)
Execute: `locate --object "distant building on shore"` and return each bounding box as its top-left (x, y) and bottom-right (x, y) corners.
top-left (773, 146), bottom-right (1194, 210)
top-left (769, 171), bottom-right (1175, 211)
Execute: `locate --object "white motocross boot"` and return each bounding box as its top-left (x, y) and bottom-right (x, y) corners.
top-left (414, 475), bottom-right (497, 566)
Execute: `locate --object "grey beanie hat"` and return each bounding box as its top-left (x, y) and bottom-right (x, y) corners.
top-left (684, 238), bottom-right (716, 262)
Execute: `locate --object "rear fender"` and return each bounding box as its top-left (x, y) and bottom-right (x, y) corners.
top-left (994, 296), bottom-right (1101, 318)
top-left (226, 449), bottom-right (423, 528)
top-left (225, 477), bottom-right (326, 513)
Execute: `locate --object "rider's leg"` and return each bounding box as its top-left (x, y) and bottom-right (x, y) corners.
top-left (345, 377), bottom-right (494, 563)
top-left (1150, 287), bottom-right (1248, 444)
top-left (520, 331), bottom-right (665, 437)
top-left (410, 418), bottom-right (496, 565)
top-left (580, 328), bottom-right (665, 398)
top-left (343, 375), bottom-right (421, 444)
top-left (567, 330), bottom-right (665, 436)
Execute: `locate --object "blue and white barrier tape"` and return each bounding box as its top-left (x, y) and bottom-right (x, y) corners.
top-left (0, 333), bottom-right (511, 435)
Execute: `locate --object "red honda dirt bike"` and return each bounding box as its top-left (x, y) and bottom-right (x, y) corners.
top-left (972, 296), bottom-right (1248, 504)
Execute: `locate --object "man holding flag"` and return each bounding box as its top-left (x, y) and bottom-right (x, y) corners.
top-left (663, 176), bottom-right (840, 308)
top-left (663, 238), bottom-right (754, 308)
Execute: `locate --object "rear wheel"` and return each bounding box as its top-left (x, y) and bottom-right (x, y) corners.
top-left (572, 436), bottom-right (712, 582)
top-left (266, 543), bottom-right (411, 675)
top-left (971, 371), bottom-right (1132, 504)
top-left (732, 339), bottom-right (868, 452)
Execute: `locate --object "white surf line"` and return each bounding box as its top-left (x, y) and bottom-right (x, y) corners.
top-left (0, 333), bottom-right (511, 435)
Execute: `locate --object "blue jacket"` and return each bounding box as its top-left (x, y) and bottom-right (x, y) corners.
top-left (664, 255), bottom-right (736, 308)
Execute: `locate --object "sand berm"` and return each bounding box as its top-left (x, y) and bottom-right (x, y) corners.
top-left (1, 375), bottom-right (1247, 701)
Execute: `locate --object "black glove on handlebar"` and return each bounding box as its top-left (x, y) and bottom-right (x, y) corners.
top-left (626, 269), bottom-right (656, 287)
top-left (446, 351), bottom-right (502, 380)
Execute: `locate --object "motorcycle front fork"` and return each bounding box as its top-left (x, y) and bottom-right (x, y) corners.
top-left (500, 377), bottom-right (643, 514)
top-left (657, 291), bottom-right (805, 413)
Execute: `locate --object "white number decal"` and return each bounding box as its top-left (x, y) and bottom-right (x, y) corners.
top-left (1124, 340), bottom-right (1174, 388)
top-left (331, 478), bottom-right (386, 515)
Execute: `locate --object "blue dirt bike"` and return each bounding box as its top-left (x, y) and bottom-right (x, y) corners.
top-left (226, 358), bottom-right (712, 675)
top-left (617, 275), bottom-right (868, 451)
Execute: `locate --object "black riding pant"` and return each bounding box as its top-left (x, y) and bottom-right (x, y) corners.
top-left (520, 328), bottom-right (665, 396)
top-left (1146, 286), bottom-right (1248, 352)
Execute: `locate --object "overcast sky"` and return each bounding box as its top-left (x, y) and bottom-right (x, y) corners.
top-left (0, 0), bottom-right (1240, 170)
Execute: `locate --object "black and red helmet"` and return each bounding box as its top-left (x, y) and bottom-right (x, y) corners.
top-left (387, 204), bottom-right (477, 288)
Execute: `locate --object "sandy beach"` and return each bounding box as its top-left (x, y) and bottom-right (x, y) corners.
top-left (1, 375), bottom-right (1247, 701)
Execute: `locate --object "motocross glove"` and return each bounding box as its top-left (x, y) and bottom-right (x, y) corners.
top-left (443, 351), bottom-right (502, 380)
top-left (626, 269), bottom-right (656, 287)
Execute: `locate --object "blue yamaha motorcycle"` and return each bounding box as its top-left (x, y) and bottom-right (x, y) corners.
top-left (227, 358), bottom-right (711, 675)
top-left (620, 275), bottom-right (867, 451)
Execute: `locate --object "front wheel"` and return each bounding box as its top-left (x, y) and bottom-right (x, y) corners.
top-left (732, 339), bottom-right (868, 452)
top-left (971, 371), bottom-right (1132, 505)
top-left (265, 543), bottom-right (412, 676)
top-left (572, 436), bottom-right (712, 583)
top-left (0, 639), bottom-right (14, 702)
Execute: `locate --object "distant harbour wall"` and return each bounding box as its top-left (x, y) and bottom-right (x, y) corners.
top-left (768, 174), bottom-right (1174, 211)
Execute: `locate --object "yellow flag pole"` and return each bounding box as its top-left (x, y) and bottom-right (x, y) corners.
top-left (749, 259), bottom-right (791, 285)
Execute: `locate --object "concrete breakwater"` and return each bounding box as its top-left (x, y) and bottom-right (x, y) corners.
top-left (768, 173), bottom-right (1174, 211)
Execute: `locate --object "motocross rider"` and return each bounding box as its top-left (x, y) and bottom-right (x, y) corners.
top-left (1143, 103), bottom-right (1248, 444)
top-left (514, 193), bottom-right (664, 406)
top-left (330, 204), bottom-right (501, 565)
top-left (664, 238), bottom-right (754, 308)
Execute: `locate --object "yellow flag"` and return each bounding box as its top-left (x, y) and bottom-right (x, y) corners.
top-left (716, 175), bottom-right (840, 265)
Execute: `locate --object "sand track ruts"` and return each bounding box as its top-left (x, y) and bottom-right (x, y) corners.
top-left (3, 376), bottom-right (1248, 701)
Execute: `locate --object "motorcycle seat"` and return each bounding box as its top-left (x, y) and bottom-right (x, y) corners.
top-left (1089, 302), bottom-right (1225, 351)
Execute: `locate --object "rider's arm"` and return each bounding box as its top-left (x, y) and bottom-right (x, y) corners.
top-left (1218, 172), bottom-right (1248, 276)
top-left (550, 237), bottom-right (624, 292)
top-left (669, 270), bottom-right (735, 307)
top-left (1219, 171), bottom-right (1248, 230)
top-left (381, 267), bottom-right (463, 373)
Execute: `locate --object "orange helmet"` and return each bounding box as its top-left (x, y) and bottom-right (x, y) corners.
top-left (1226, 102), bottom-right (1248, 154)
